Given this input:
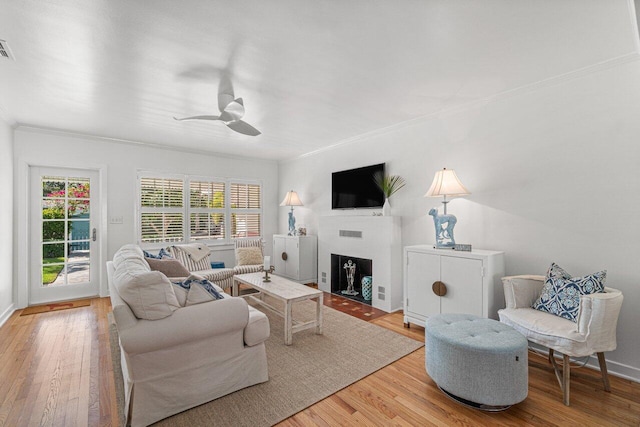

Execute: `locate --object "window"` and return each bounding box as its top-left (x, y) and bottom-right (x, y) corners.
top-left (230, 182), bottom-right (262, 238)
top-left (138, 173), bottom-right (262, 245)
top-left (189, 180), bottom-right (225, 241)
top-left (140, 177), bottom-right (184, 243)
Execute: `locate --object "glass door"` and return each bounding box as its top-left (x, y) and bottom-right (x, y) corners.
top-left (29, 167), bottom-right (100, 304)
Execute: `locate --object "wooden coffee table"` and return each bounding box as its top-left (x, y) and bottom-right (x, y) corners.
top-left (233, 272), bottom-right (323, 345)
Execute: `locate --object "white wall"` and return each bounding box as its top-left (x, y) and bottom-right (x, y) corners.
top-left (0, 119), bottom-right (14, 326)
top-left (13, 128), bottom-right (279, 306)
top-left (279, 60), bottom-right (640, 381)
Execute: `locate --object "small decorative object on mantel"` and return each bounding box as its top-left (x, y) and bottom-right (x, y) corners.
top-left (425, 168), bottom-right (470, 249)
top-left (374, 172), bottom-right (406, 216)
top-left (297, 226), bottom-right (307, 236)
top-left (280, 190), bottom-right (304, 236)
top-left (262, 256), bottom-right (275, 282)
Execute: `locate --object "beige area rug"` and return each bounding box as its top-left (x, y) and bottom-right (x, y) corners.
top-left (109, 298), bottom-right (423, 426)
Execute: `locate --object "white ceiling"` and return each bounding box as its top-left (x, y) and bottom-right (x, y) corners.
top-left (0, 0), bottom-right (638, 160)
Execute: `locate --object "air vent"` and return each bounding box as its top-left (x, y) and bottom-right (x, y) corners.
top-left (0, 40), bottom-right (14, 60)
top-left (339, 230), bottom-right (362, 238)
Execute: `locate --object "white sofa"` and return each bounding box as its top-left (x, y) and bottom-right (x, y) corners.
top-left (107, 244), bottom-right (270, 427)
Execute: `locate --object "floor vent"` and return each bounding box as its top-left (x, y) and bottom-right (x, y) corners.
top-left (0, 40), bottom-right (15, 60)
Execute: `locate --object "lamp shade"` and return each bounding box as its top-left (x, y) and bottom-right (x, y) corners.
top-left (424, 168), bottom-right (470, 198)
top-left (280, 190), bottom-right (304, 207)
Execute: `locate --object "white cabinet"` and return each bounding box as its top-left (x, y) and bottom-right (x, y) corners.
top-left (273, 235), bottom-right (317, 283)
top-left (403, 245), bottom-right (505, 327)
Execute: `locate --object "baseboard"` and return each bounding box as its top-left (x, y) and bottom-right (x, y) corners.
top-left (529, 342), bottom-right (640, 383)
top-left (585, 356), bottom-right (640, 383)
top-left (0, 303), bottom-right (16, 328)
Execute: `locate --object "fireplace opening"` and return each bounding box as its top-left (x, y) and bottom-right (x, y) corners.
top-left (331, 254), bottom-right (373, 305)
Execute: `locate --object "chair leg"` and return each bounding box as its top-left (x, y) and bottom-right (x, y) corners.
top-left (549, 350), bottom-right (571, 405)
top-left (597, 352), bottom-right (611, 392)
top-left (562, 354), bottom-right (570, 406)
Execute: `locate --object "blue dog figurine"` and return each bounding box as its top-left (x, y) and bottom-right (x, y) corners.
top-left (429, 207), bottom-right (457, 248)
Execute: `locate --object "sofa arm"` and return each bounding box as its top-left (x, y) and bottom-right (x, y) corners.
top-left (576, 287), bottom-right (624, 350)
top-left (118, 297), bottom-right (249, 355)
top-left (502, 275), bottom-right (545, 309)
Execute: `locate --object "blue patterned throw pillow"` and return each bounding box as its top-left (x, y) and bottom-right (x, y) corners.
top-left (143, 248), bottom-right (174, 259)
top-left (171, 277), bottom-right (225, 300)
top-left (532, 263), bottom-right (606, 322)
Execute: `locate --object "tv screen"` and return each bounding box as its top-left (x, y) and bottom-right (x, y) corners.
top-left (332, 163), bottom-right (385, 209)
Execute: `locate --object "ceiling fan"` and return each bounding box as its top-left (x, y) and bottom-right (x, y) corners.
top-left (174, 82), bottom-right (261, 136)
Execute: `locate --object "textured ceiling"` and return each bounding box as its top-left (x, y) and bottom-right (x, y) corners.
top-left (0, 0), bottom-right (637, 160)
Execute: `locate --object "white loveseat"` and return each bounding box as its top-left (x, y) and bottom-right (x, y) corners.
top-left (107, 244), bottom-right (270, 427)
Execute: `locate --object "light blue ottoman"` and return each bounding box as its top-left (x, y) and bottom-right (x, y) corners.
top-left (425, 313), bottom-right (528, 411)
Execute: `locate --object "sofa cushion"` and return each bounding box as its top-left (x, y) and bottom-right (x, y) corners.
top-left (236, 246), bottom-right (263, 266)
top-left (115, 270), bottom-right (181, 320)
top-left (532, 263), bottom-right (606, 322)
top-left (245, 306), bottom-right (270, 346)
top-left (113, 244), bottom-right (149, 272)
top-left (145, 257), bottom-right (190, 278)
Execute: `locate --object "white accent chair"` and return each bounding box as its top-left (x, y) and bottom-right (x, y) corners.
top-left (167, 243), bottom-right (235, 291)
top-left (233, 238), bottom-right (265, 274)
top-left (498, 275), bottom-right (623, 406)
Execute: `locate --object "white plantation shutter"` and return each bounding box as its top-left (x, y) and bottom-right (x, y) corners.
top-left (230, 183), bottom-right (261, 238)
top-left (189, 180), bottom-right (225, 241)
top-left (138, 175), bottom-right (262, 244)
top-left (139, 177), bottom-right (184, 243)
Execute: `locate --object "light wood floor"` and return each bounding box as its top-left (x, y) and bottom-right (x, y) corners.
top-left (1, 297), bottom-right (639, 426)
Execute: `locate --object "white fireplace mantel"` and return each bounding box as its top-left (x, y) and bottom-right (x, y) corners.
top-left (317, 215), bottom-right (402, 312)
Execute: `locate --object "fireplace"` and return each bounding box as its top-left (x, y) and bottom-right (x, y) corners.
top-left (331, 254), bottom-right (373, 305)
top-left (318, 215), bottom-right (402, 312)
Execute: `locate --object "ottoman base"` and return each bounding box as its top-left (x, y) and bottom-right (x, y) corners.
top-left (438, 386), bottom-right (511, 412)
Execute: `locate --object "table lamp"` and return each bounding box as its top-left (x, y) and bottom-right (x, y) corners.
top-left (424, 168), bottom-right (470, 248)
top-left (280, 190), bottom-right (303, 236)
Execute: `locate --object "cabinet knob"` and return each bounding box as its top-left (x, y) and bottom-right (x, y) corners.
top-left (432, 281), bottom-right (447, 297)
top-left (281, 252), bottom-right (288, 261)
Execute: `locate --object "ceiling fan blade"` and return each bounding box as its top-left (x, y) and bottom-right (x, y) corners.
top-left (217, 93), bottom-right (234, 113)
top-left (218, 74), bottom-right (235, 108)
top-left (174, 115), bottom-right (221, 121)
top-left (226, 120), bottom-right (261, 136)
top-left (219, 111), bottom-right (235, 122)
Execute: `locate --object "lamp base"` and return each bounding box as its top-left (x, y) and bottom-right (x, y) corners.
top-left (428, 207), bottom-right (457, 249)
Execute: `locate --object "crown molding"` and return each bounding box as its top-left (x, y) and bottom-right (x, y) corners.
top-left (14, 124), bottom-right (277, 164)
top-left (284, 51), bottom-right (640, 163)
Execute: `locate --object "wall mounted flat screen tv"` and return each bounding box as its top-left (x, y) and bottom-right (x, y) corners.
top-left (332, 163), bottom-right (385, 209)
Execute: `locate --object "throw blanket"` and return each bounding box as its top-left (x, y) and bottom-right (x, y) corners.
top-left (174, 243), bottom-right (211, 263)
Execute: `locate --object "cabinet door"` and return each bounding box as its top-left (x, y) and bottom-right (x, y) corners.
top-left (273, 237), bottom-right (287, 276)
top-left (440, 256), bottom-right (483, 317)
top-left (406, 251), bottom-right (441, 318)
top-left (285, 238), bottom-right (299, 278)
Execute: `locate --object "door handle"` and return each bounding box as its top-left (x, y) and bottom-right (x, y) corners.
top-left (92, 228), bottom-right (97, 242)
